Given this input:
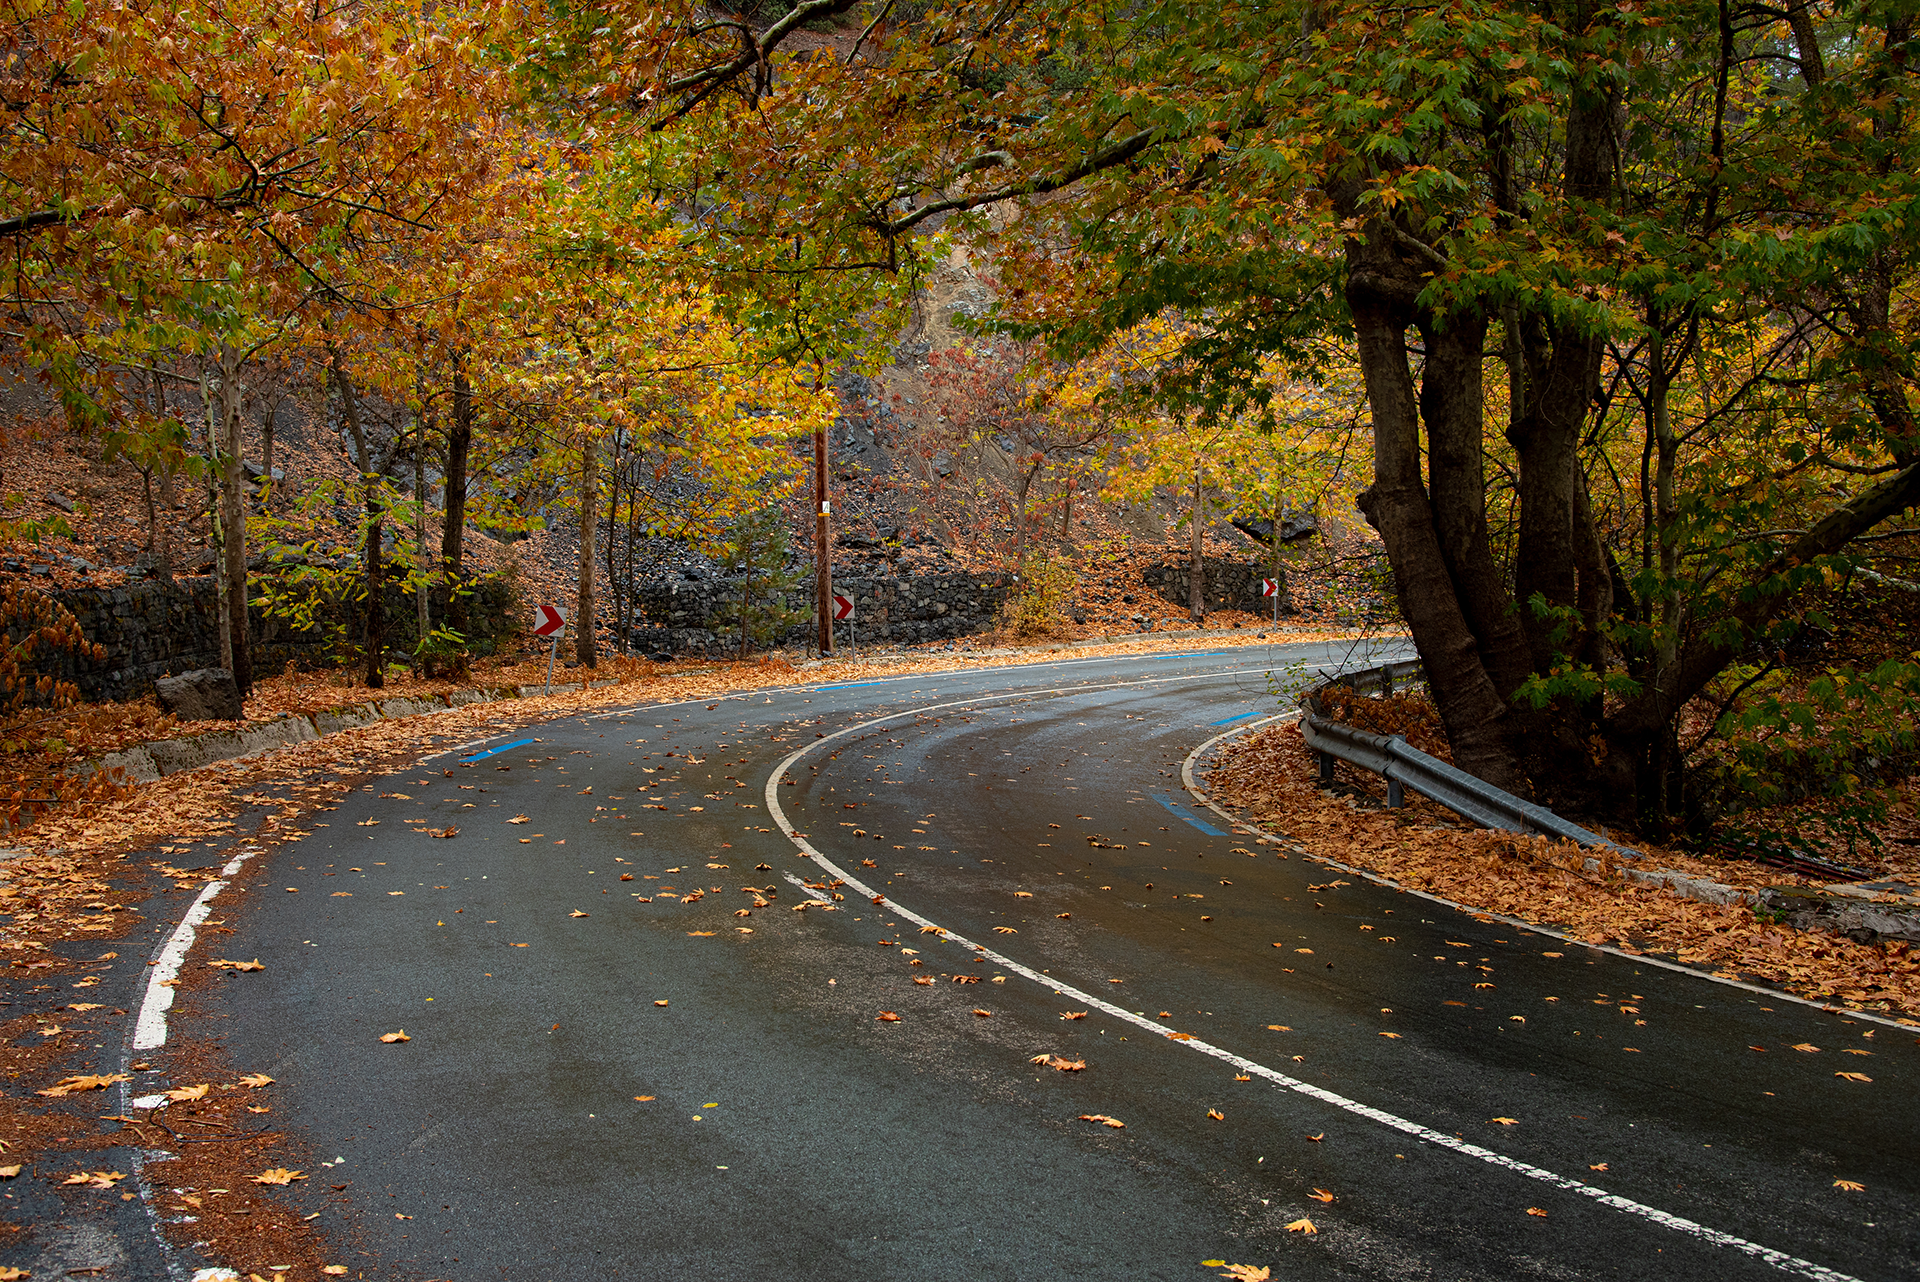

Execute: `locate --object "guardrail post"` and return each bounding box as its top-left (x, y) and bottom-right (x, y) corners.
top-left (1316, 750), bottom-right (1334, 784)
top-left (1386, 776), bottom-right (1404, 808)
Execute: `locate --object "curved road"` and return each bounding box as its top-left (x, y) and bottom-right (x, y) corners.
top-left (152, 641), bottom-right (1913, 1280)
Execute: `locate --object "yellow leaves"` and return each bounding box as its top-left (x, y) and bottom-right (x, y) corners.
top-left (1206, 1108), bottom-right (1225, 1121)
top-left (1490, 1117), bottom-right (1519, 1126)
top-left (994, 926), bottom-right (1018, 934)
top-left (1834, 1179), bottom-right (1865, 1191)
top-left (1526, 1207), bottom-right (1549, 1218)
top-left (1267, 1024), bottom-right (1290, 1031)
top-left (1294, 948), bottom-right (1313, 954)
top-left (356, 819), bottom-right (379, 827)
top-left (876, 1011), bottom-right (901, 1022)
top-left (686, 931), bottom-right (717, 937)
top-left (971, 1009), bottom-right (993, 1018)
top-left (1078, 1114), bottom-right (1124, 1128)
top-left (323, 1269), bottom-right (350, 1276)
top-left (0, 1267), bottom-right (28, 1280)
top-left (1208, 1265), bottom-right (1270, 1281)
top-left (62, 1170), bottom-right (125, 1189)
top-left (1285, 1217), bottom-right (1317, 1234)
top-left (37, 1073), bottom-right (128, 1097)
top-left (0, 1167), bottom-right (18, 1179)
top-left (252, 1168), bottom-right (306, 1185)
top-left (506, 814), bottom-right (529, 824)
top-left (166, 1083), bottom-right (210, 1102)
top-left (1589, 1162), bottom-right (1608, 1171)
top-left (1840, 1047), bottom-right (1872, 1056)
top-left (654, 1000), bottom-right (669, 1007)
top-left (1791, 1042), bottom-right (1820, 1053)
top-left (379, 1030), bottom-right (410, 1043)
top-left (209, 958), bottom-right (265, 971)
top-left (1835, 1071), bottom-right (1872, 1083)
top-left (1378, 1032), bottom-right (1402, 1039)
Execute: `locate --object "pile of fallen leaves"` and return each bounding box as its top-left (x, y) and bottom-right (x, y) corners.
top-left (1207, 722), bottom-right (1920, 1021)
top-left (1310, 685), bottom-right (1451, 759)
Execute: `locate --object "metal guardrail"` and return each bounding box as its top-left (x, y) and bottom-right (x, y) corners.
top-left (1300, 660), bottom-right (1639, 858)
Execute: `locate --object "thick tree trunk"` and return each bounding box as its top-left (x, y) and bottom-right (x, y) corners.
top-left (576, 434), bottom-right (598, 668)
top-left (1419, 314), bottom-right (1532, 697)
top-left (1346, 233), bottom-right (1529, 794)
top-left (443, 354), bottom-right (472, 634)
top-left (414, 423), bottom-right (430, 672)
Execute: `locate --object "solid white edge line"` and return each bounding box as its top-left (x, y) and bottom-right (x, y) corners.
top-left (1181, 717), bottom-right (1920, 1034)
top-left (131, 849), bottom-right (257, 1051)
top-left (763, 685), bottom-right (1862, 1282)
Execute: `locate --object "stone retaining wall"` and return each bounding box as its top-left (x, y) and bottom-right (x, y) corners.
top-left (1144, 558), bottom-right (1294, 616)
top-left (627, 569), bottom-right (1016, 654)
top-left (11, 576), bottom-right (515, 703)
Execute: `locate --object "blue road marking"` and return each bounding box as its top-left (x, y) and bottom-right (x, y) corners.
top-left (1208, 710), bottom-right (1260, 726)
top-left (813, 681), bottom-right (887, 690)
top-left (1153, 793), bottom-right (1228, 835)
top-left (463, 738), bottom-right (536, 762)
top-left (1140, 650), bottom-right (1234, 660)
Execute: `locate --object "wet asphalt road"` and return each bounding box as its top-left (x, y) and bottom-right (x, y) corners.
top-left (176, 640), bottom-right (1914, 1280)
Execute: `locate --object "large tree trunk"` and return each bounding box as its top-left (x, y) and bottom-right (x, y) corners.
top-left (443, 353), bottom-right (472, 634)
top-left (576, 433), bottom-right (598, 668)
top-left (1346, 227), bottom-right (1529, 794)
top-left (334, 359), bottom-right (386, 690)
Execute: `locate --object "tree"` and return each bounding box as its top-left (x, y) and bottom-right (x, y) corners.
top-left (581, 0), bottom-right (1920, 825)
top-left (709, 507), bottom-right (807, 658)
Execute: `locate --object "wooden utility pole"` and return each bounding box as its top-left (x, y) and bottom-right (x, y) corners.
top-left (815, 424), bottom-right (832, 655)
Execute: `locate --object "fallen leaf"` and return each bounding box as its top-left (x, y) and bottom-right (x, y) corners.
top-left (1307, 1132), bottom-right (1323, 1142)
top-left (165, 1083), bottom-right (210, 1102)
top-left (323, 1268), bottom-right (350, 1276)
top-left (428, 826), bottom-right (459, 839)
top-left (1835, 1071), bottom-right (1872, 1083)
top-left (1841, 1048), bottom-right (1872, 1056)
top-left (635, 1096), bottom-right (655, 1102)
top-left (0, 1268), bottom-right (28, 1281)
top-left (67, 1003), bottom-right (103, 1012)
top-left (570, 910), bottom-right (590, 918)
top-left (1791, 1043), bottom-right (1820, 1053)
top-left (1491, 1117), bottom-right (1519, 1125)
top-left (687, 931), bottom-right (717, 937)
top-left (1834, 1179), bottom-right (1865, 1191)
top-left (380, 1030), bottom-right (411, 1043)
top-left (356, 819), bottom-right (379, 827)
top-left (1061, 1011), bottom-right (1088, 1020)
top-left (1295, 948), bottom-right (1313, 954)
top-left (507, 815), bottom-right (530, 824)
top-left (35, 1073), bottom-right (129, 1097)
top-left (1309, 1188), bottom-right (1335, 1203)
top-left (877, 1011), bottom-right (901, 1022)
top-left (994, 926), bottom-right (1018, 934)
top-left (1589, 1162), bottom-right (1608, 1171)
top-left (914, 976), bottom-right (934, 985)
top-left (209, 958), bottom-right (265, 972)
top-left (1285, 1217), bottom-right (1317, 1234)
top-left (1056, 913), bottom-right (1072, 919)
top-left (1234, 1073), bottom-right (1250, 1081)
top-left (654, 1000), bottom-right (669, 1007)
top-left (1214, 1266), bottom-right (1270, 1282)
top-left (62, 1170), bottom-right (125, 1189)
top-left (1078, 1114), bottom-right (1124, 1128)
top-left (1379, 1032), bottom-right (1402, 1039)
top-left (1207, 1109), bottom-right (1225, 1121)
top-left (252, 1168), bottom-right (306, 1186)
top-left (0, 1166), bottom-right (18, 1179)
top-left (972, 1009), bottom-right (993, 1018)
top-left (1526, 1207), bottom-right (1548, 1218)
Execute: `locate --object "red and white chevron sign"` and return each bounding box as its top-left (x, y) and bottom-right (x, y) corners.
top-left (532, 604), bottom-right (567, 637)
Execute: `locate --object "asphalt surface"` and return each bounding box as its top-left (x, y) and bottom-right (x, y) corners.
top-left (145, 640), bottom-right (1916, 1280)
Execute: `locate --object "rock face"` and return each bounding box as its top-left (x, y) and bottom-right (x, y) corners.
top-left (153, 667), bottom-right (243, 721)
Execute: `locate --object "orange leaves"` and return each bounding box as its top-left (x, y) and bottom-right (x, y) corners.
top-left (166, 1083), bottom-right (211, 1102)
top-left (1791, 1042), bottom-right (1820, 1053)
top-left (1061, 1011), bottom-right (1088, 1020)
top-left (1206, 1108), bottom-right (1225, 1121)
top-left (1834, 1179), bottom-right (1865, 1191)
top-left (971, 1009), bottom-right (994, 1018)
top-left (1285, 1217), bottom-right (1317, 1234)
top-left (62, 1170), bottom-right (126, 1189)
top-left (1078, 1113), bottom-right (1124, 1128)
top-left (427, 826), bottom-right (460, 839)
top-left (569, 909), bottom-right (590, 918)
top-left (1204, 1265), bottom-right (1270, 1282)
top-left (238, 1073), bottom-right (273, 1088)
top-left (993, 926), bottom-right (1018, 934)
top-left (209, 958), bottom-right (265, 971)
top-left (1029, 1054), bottom-right (1085, 1072)
top-left (36, 1072), bottom-right (128, 1097)
top-left (1526, 1207), bottom-right (1549, 1218)
top-left (379, 1030), bottom-right (410, 1043)
top-left (1308, 1188), bottom-right (1335, 1203)
top-left (876, 1011), bottom-right (901, 1022)
top-left (1834, 1071), bottom-right (1872, 1083)
top-left (654, 999), bottom-right (669, 1007)
top-left (1490, 1117), bottom-right (1519, 1126)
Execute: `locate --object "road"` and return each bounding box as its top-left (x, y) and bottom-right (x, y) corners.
top-left (149, 639), bottom-right (1915, 1280)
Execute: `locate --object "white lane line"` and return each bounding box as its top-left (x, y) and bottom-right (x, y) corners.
top-left (133, 849), bottom-right (259, 1051)
top-left (764, 687), bottom-right (1862, 1282)
top-left (1180, 717), bottom-right (1920, 1034)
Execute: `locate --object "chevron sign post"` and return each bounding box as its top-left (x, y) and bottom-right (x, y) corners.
top-left (832, 593), bottom-right (855, 659)
top-left (533, 604), bottom-right (567, 694)
top-left (1260, 577), bottom-right (1281, 625)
